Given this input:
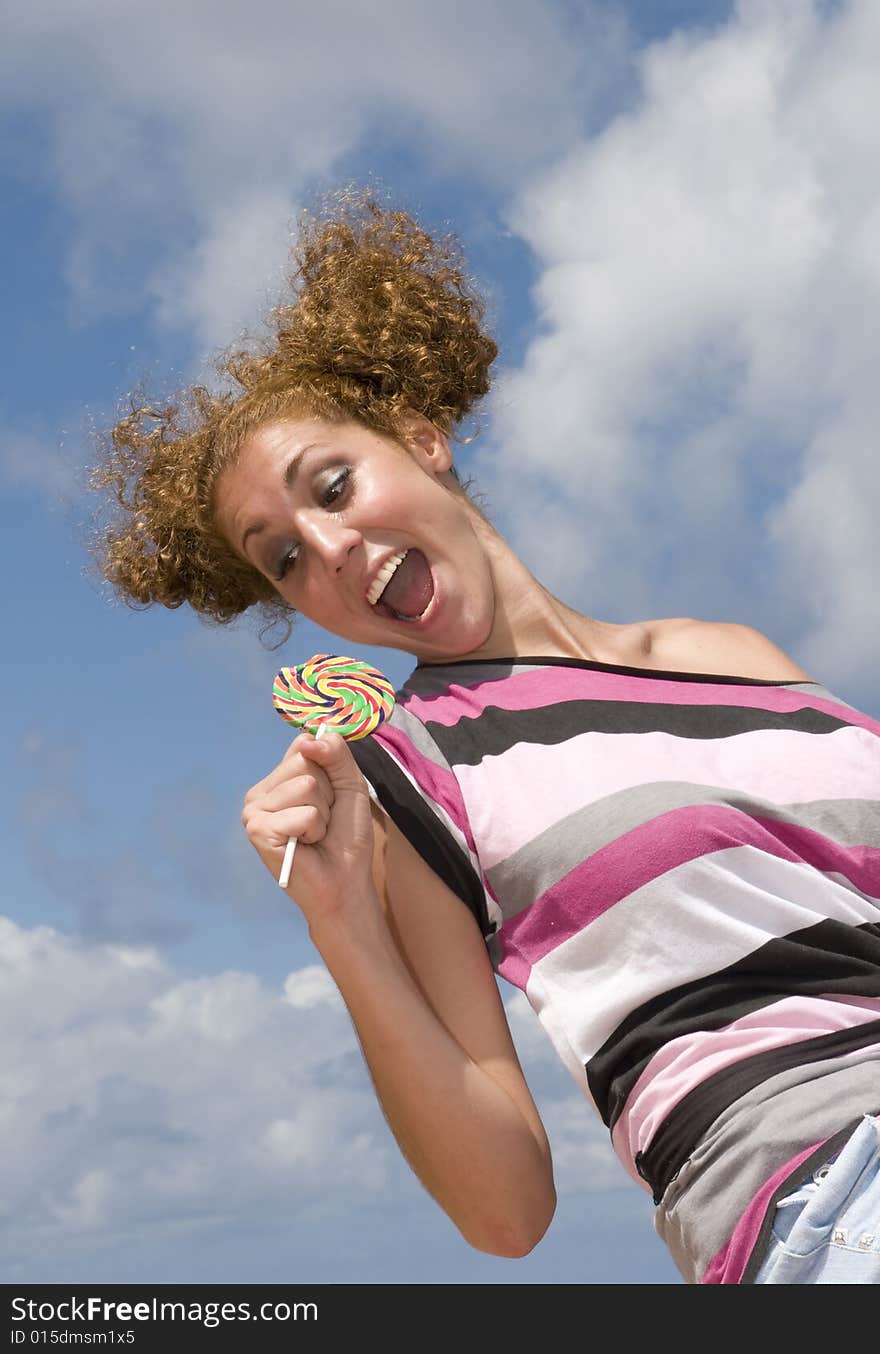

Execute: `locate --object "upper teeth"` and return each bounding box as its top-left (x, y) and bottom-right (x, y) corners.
top-left (367, 551), bottom-right (408, 607)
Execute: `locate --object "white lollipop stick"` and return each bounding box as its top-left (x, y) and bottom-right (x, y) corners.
top-left (278, 723), bottom-right (326, 888)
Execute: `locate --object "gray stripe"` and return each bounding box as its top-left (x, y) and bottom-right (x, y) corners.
top-left (487, 785), bottom-right (880, 921)
top-left (405, 660), bottom-right (536, 697)
top-left (388, 704), bottom-right (455, 772)
top-left (807, 683), bottom-right (863, 712)
top-left (655, 1050), bottom-right (880, 1283)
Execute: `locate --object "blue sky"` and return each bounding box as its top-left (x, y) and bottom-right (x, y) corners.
top-left (3, 0), bottom-right (879, 1286)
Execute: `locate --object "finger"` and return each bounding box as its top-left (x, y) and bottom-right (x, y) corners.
top-left (260, 775), bottom-right (333, 823)
top-left (242, 781), bottom-right (331, 836)
top-left (294, 729), bottom-right (369, 794)
top-left (244, 741), bottom-right (333, 803)
top-left (246, 804), bottom-right (329, 850)
top-left (281, 730), bottom-right (322, 763)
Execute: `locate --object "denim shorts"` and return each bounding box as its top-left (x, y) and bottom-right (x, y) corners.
top-left (754, 1113), bottom-right (880, 1284)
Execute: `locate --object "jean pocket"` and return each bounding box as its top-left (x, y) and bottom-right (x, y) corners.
top-left (770, 1178), bottom-right (823, 1252)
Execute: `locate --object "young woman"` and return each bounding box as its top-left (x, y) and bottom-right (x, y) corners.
top-left (91, 192), bottom-right (880, 1284)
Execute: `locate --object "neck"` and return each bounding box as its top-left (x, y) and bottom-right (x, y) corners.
top-left (452, 515), bottom-right (613, 665)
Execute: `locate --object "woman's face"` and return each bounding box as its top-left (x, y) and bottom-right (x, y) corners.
top-left (214, 415), bottom-right (498, 662)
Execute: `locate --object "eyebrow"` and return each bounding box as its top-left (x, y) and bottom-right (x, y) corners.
top-left (240, 443), bottom-right (318, 558)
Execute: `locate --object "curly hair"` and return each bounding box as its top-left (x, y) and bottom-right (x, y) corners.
top-left (88, 187), bottom-right (498, 645)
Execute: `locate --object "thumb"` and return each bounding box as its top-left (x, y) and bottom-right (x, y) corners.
top-left (295, 728), bottom-right (368, 793)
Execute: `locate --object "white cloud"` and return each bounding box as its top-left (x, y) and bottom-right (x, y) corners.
top-left (2, 0), bottom-right (628, 351)
top-left (0, 916), bottom-right (389, 1264)
top-left (282, 964), bottom-right (344, 1009)
top-left (484, 0), bottom-right (880, 699)
top-left (148, 188), bottom-right (299, 353)
top-left (0, 916), bottom-right (623, 1271)
top-left (0, 428), bottom-right (80, 505)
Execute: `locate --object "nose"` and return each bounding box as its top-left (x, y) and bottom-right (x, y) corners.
top-left (297, 512), bottom-right (361, 573)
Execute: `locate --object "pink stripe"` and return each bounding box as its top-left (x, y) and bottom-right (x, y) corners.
top-left (372, 725), bottom-right (478, 857)
top-left (701, 1140), bottom-right (831, 1283)
top-left (496, 945), bottom-right (531, 989)
top-left (459, 723), bottom-right (880, 869)
top-left (402, 667), bottom-right (880, 735)
top-left (613, 997), bottom-right (880, 1172)
top-left (502, 805), bottom-right (880, 965)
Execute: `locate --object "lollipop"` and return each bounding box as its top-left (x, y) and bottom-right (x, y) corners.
top-left (272, 653), bottom-right (396, 887)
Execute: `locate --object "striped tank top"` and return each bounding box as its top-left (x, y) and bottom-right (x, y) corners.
top-left (350, 655), bottom-right (880, 1284)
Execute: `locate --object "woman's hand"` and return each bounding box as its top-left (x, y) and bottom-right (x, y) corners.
top-left (241, 730), bottom-right (377, 925)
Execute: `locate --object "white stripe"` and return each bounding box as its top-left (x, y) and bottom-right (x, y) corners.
top-left (458, 723), bottom-right (880, 870)
top-left (523, 844), bottom-right (880, 1071)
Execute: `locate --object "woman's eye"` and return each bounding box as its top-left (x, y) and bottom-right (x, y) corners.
top-left (274, 544), bottom-right (299, 581)
top-left (272, 468), bottom-right (351, 581)
top-left (321, 467), bottom-right (351, 506)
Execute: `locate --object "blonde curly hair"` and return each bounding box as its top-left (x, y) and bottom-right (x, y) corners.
top-left (88, 187), bottom-right (498, 646)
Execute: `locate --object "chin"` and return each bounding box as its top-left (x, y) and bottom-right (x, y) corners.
top-left (437, 620), bottom-right (496, 662)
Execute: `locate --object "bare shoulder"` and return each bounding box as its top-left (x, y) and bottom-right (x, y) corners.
top-left (649, 617), bottom-right (814, 682)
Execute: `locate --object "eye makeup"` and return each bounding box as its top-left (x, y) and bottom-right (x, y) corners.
top-left (270, 465), bottom-right (354, 581)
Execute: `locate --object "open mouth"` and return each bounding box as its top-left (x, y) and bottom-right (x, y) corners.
top-left (368, 548), bottom-right (435, 622)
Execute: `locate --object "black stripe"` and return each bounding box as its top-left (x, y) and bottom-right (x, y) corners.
top-left (634, 1022), bottom-right (880, 1205)
top-left (421, 697), bottom-right (848, 769)
top-left (414, 655), bottom-right (819, 687)
top-left (590, 920), bottom-right (880, 1129)
top-left (350, 737), bottom-right (494, 939)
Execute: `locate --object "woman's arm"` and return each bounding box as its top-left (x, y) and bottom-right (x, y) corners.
top-left (242, 729), bottom-right (556, 1257)
top-left (309, 801), bottom-right (556, 1258)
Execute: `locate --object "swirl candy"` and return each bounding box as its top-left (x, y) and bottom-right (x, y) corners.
top-left (272, 654), bottom-right (396, 889)
top-left (272, 653), bottom-right (396, 741)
